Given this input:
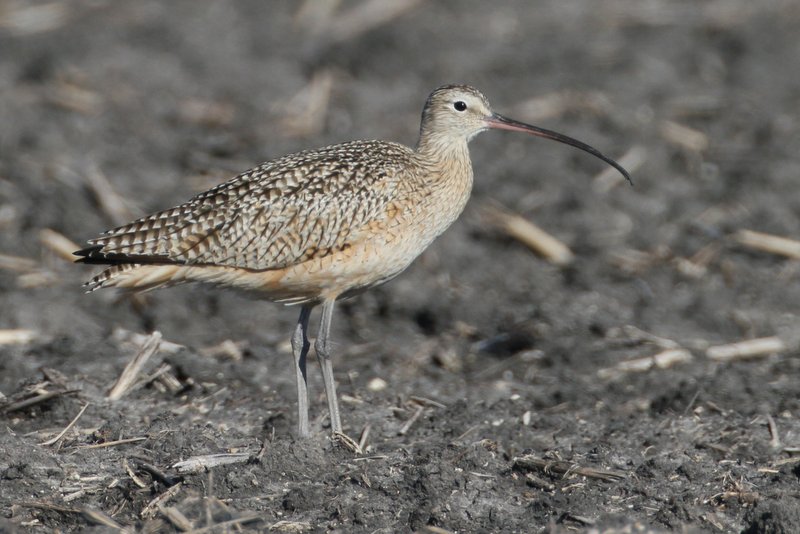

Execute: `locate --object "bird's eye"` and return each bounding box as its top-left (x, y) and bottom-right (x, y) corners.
top-left (453, 101), bottom-right (467, 112)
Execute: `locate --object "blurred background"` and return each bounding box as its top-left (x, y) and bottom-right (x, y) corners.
top-left (2, 1), bottom-right (800, 531)
top-left (2, 0), bottom-right (796, 345)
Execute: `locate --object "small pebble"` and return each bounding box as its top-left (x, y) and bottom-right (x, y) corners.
top-left (367, 377), bottom-right (387, 391)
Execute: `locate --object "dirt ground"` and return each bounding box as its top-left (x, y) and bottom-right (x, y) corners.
top-left (2, 1), bottom-right (800, 532)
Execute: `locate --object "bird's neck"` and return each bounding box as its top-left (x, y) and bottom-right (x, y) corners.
top-left (412, 133), bottom-right (474, 220)
top-left (414, 133), bottom-right (471, 170)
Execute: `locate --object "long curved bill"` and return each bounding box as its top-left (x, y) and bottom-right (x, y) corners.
top-left (486, 113), bottom-right (632, 185)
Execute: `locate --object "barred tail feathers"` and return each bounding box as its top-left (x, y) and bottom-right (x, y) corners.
top-left (84, 264), bottom-right (184, 293)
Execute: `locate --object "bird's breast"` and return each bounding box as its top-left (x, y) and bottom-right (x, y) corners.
top-left (408, 154), bottom-right (475, 241)
top-left (185, 154), bottom-right (476, 304)
top-left (256, 165), bottom-right (475, 303)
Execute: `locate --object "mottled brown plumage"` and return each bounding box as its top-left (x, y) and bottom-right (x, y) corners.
top-left (79, 140), bottom-right (421, 302)
top-left (77, 85), bottom-right (629, 438)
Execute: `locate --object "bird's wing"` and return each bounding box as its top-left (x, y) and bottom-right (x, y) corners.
top-left (76, 140), bottom-right (413, 271)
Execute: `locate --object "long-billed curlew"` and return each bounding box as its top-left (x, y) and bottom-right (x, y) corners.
top-left (76, 85), bottom-right (630, 438)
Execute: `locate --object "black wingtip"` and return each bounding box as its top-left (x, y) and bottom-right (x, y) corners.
top-left (73, 245), bottom-right (176, 266)
top-left (73, 245), bottom-right (103, 264)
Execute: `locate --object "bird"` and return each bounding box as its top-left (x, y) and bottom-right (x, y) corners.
top-left (75, 84), bottom-right (630, 438)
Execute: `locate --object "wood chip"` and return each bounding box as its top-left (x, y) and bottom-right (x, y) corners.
top-left (0, 2), bottom-right (69, 36)
top-left (79, 436), bottom-right (147, 449)
top-left (607, 248), bottom-right (661, 274)
top-left (674, 242), bottom-right (722, 279)
top-left (38, 228), bottom-right (81, 263)
top-left (0, 254), bottom-right (39, 273)
top-left (598, 348), bottom-right (692, 379)
top-left (0, 329), bottom-right (38, 345)
top-left (107, 331), bottom-right (162, 400)
top-left (513, 455), bottom-right (626, 482)
top-left (660, 120), bottom-right (709, 152)
top-left (124, 364), bottom-right (179, 396)
top-left (358, 424), bottom-right (371, 452)
top-left (333, 431), bottom-right (363, 455)
top-left (2, 389), bottom-right (81, 413)
top-left (123, 458), bottom-right (148, 489)
top-left (112, 327), bottom-right (184, 354)
top-left (483, 203), bottom-right (573, 266)
top-left (340, 393), bottom-right (364, 405)
top-left (618, 325), bottom-right (681, 349)
top-left (154, 369), bottom-right (184, 394)
top-left (735, 229), bottom-right (800, 260)
top-left (525, 472), bottom-right (555, 492)
top-left (159, 506), bottom-right (194, 532)
top-left (773, 456), bottom-right (800, 467)
top-left (199, 339), bottom-right (247, 361)
top-left (61, 489), bottom-right (85, 503)
top-left (17, 270), bottom-right (59, 288)
top-left (82, 164), bottom-right (136, 227)
top-left (409, 396), bottom-right (446, 409)
top-left (172, 453), bottom-right (251, 474)
top-left (46, 78), bottom-right (103, 115)
top-left (766, 413), bottom-right (781, 450)
top-left (40, 403), bottom-right (89, 446)
top-left (398, 405), bottom-right (425, 436)
top-left (706, 336), bottom-right (786, 362)
top-left (82, 509), bottom-right (131, 532)
top-left (140, 482), bottom-right (182, 519)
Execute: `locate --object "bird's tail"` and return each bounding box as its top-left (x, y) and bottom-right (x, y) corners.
top-left (83, 264), bottom-right (184, 293)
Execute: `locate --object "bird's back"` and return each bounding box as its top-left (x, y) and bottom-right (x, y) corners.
top-left (78, 140), bottom-right (418, 292)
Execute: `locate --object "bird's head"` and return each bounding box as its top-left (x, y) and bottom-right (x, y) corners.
top-left (420, 85), bottom-right (495, 142)
top-left (418, 84), bottom-right (631, 184)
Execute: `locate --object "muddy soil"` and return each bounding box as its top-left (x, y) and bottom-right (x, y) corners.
top-left (2, 1), bottom-right (800, 533)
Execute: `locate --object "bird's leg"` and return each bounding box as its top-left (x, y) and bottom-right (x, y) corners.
top-left (291, 305), bottom-right (313, 437)
top-left (315, 298), bottom-right (342, 434)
